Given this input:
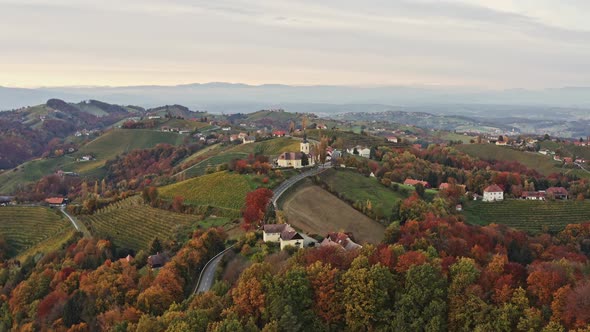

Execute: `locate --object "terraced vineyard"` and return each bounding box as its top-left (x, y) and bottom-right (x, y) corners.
top-left (79, 196), bottom-right (197, 251)
top-left (229, 137), bottom-right (302, 155)
top-left (184, 152), bottom-right (249, 178)
top-left (159, 171), bottom-right (251, 217)
top-left (463, 200), bottom-right (590, 233)
top-left (0, 207), bottom-right (70, 257)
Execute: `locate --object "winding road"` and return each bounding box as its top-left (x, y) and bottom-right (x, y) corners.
top-left (272, 165), bottom-right (331, 209)
top-left (59, 206), bottom-right (91, 237)
top-left (194, 245), bottom-right (235, 294)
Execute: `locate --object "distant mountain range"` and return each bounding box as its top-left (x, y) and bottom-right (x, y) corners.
top-left (2, 83), bottom-right (590, 115)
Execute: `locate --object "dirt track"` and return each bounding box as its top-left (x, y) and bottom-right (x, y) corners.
top-left (281, 183), bottom-right (385, 244)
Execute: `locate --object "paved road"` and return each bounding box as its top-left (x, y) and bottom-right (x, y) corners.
top-left (272, 165), bottom-right (331, 209)
top-left (194, 245), bottom-right (234, 294)
top-left (59, 207), bottom-right (91, 237)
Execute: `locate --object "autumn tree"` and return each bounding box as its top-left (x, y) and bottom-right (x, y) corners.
top-left (242, 188), bottom-right (273, 230)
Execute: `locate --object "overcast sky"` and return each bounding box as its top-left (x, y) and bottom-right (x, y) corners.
top-left (1, 0), bottom-right (590, 89)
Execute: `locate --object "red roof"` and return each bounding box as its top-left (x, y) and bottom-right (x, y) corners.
top-left (484, 184), bottom-right (503, 193)
top-left (404, 179), bottom-right (429, 187)
top-left (521, 191), bottom-right (545, 198)
top-left (546, 187), bottom-right (568, 196)
top-left (45, 197), bottom-right (64, 205)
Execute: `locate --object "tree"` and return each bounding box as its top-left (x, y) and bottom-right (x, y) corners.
top-left (301, 153), bottom-right (309, 167)
top-left (172, 196), bottom-right (184, 213)
top-left (242, 188), bottom-right (273, 230)
top-left (392, 263), bottom-right (447, 331)
top-left (415, 183), bottom-right (426, 198)
top-left (149, 237), bottom-right (163, 254)
top-left (289, 121), bottom-right (295, 134)
top-left (342, 256), bottom-right (395, 330)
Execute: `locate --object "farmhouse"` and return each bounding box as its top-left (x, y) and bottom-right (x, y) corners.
top-left (386, 136), bottom-right (398, 143)
top-left (272, 130), bottom-right (286, 137)
top-left (0, 196), bottom-right (13, 206)
top-left (546, 187), bottom-right (569, 200)
top-left (262, 224), bottom-right (304, 250)
top-left (521, 191), bottom-right (546, 200)
top-left (346, 146), bottom-right (371, 158)
top-left (320, 232), bottom-right (362, 251)
top-left (439, 182), bottom-right (466, 191)
top-left (483, 184), bottom-right (504, 202)
top-left (147, 252), bottom-right (168, 269)
top-left (45, 197), bottom-right (68, 207)
top-left (404, 179), bottom-right (430, 188)
top-left (242, 136), bottom-right (256, 144)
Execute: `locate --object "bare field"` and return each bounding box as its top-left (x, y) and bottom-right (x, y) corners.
top-left (281, 183), bottom-right (385, 244)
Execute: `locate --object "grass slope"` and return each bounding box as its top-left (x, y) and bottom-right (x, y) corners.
top-left (456, 144), bottom-right (565, 176)
top-left (0, 207), bottom-right (70, 257)
top-left (463, 200), bottom-right (590, 234)
top-left (80, 196), bottom-right (197, 251)
top-left (320, 169), bottom-right (409, 219)
top-left (159, 171), bottom-right (251, 216)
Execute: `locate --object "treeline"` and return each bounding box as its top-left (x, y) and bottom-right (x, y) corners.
top-left (0, 228), bottom-right (226, 331)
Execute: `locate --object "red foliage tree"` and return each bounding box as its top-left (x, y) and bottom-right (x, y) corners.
top-left (242, 188), bottom-right (273, 230)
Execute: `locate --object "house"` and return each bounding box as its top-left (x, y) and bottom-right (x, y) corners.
top-left (346, 146), bottom-right (371, 158)
top-left (455, 204), bottom-right (463, 211)
top-left (0, 196), bottom-right (14, 206)
top-left (45, 197), bottom-right (67, 207)
top-left (539, 149), bottom-right (550, 155)
top-left (242, 136), bottom-right (256, 144)
top-left (404, 179), bottom-right (430, 188)
top-left (521, 191), bottom-right (546, 200)
top-left (439, 182), bottom-right (466, 191)
top-left (546, 187), bottom-right (568, 200)
top-left (496, 140), bottom-right (508, 146)
top-left (272, 130), bottom-right (286, 137)
top-left (147, 252), bottom-right (167, 269)
top-left (320, 232), bottom-right (362, 251)
top-left (148, 115), bottom-right (161, 120)
top-left (221, 127), bottom-right (231, 131)
top-left (229, 134), bottom-right (240, 142)
top-left (80, 155), bottom-right (94, 161)
top-left (179, 130), bottom-right (191, 134)
top-left (564, 157), bottom-right (574, 164)
top-left (574, 141), bottom-right (587, 147)
top-left (483, 184), bottom-right (504, 202)
top-left (386, 136), bottom-right (398, 143)
top-left (119, 254), bottom-right (134, 263)
top-left (262, 224), bottom-right (304, 250)
top-left (238, 132), bottom-right (248, 139)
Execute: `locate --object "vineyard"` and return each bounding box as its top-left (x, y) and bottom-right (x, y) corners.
top-left (159, 171), bottom-right (251, 217)
top-left (229, 137), bottom-right (302, 155)
top-left (463, 200), bottom-right (590, 233)
top-left (0, 207), bottom-right (70, 257)
top-left (79, 196), bottom-right (197, 251)
top-left (183, 152), bottom-right (249, 178)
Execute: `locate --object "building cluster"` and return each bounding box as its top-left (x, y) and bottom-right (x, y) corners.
top-left (262, 223), bottom-right (361, 252)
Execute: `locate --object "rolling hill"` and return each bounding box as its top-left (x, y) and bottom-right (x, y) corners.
top-left (159, 171), bottom-right (252, 218)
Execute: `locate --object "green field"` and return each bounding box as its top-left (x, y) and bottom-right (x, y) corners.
top-left (227, 137), bottom-right (302, 155)
top-left (320, 169), bottom-right (409, 219)
top-left (463, 200), bottom-right (590, 234)
top-left (80, 196), bottom-right (198, 251)
top-left (306, 129), bottom-right (388, 148)
top-left (183, 152), bottom-right (249, 178)
top-left (456, 144), bottom-right (567, 176)
top-left (159, 171), bottom-right (251, 217)
top-left (0, 207), bottom-right (71, 257)
top-left (320, 169), bottom-right (437, 219)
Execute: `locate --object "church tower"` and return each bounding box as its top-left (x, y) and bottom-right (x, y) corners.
top-left (300, 133), bottom-right (310, 154)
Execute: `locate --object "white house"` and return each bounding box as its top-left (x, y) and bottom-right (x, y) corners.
top-left (242, 136), bottom-right (256, 144)
top-left (262, 224), bottom-right (304, 250)
top-left (483, 184), bottom-right (504, 202)
top-left (346, 146), bottom-right (371, 158)
top-left (148, 115), bottom-right (161, 119)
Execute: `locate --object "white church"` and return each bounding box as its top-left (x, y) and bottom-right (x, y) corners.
top-left (276, 136), bottom-right (315, 169)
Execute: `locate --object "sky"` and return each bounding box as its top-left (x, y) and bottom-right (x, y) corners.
top-left (1, 0), bottom-right (590, 89)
